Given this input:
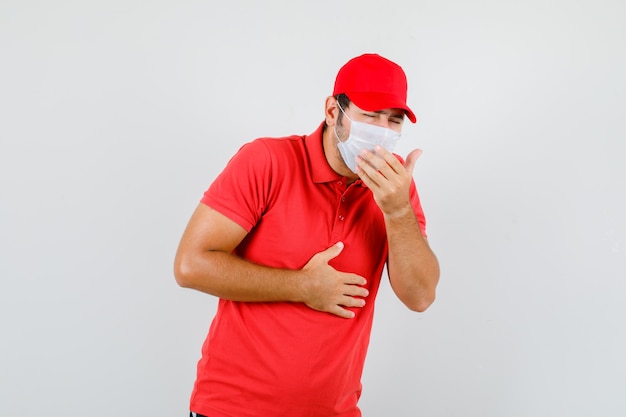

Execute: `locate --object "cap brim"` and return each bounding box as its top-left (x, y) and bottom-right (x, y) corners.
top-left (346, 92), bottom-right (417, 123)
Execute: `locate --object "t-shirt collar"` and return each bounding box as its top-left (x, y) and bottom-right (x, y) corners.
top-left (305, 122), bottom-right (342, 184)
top-left (305, 122), bottom-right (365, 187)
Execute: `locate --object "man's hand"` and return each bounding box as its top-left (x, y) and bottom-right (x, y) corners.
top-left (356, 146), bottom-right (422, 217)
top-left (300, 242), bottom-right (369, 319)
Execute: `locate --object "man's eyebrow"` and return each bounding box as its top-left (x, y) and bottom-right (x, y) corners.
top-left (374, 110), bottom-right (405, 118)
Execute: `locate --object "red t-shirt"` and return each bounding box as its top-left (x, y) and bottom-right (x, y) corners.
top-left (191, 123), bottom-right (426, 417)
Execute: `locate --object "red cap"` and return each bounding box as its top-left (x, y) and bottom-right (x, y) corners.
top-left (332, 53), bottom-right (416, 123)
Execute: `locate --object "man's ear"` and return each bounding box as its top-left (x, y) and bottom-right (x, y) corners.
top-left (324, 96), bottom-right (339, 126)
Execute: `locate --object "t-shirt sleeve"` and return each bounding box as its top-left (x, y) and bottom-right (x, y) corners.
top-left (200, 139), bottom-right (272, 232)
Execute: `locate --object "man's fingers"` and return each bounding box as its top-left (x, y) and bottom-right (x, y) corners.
top-left (344, 281), bottom-right (369, 297)
top-left (404, 148), bottom-right (423, 174)
top-left (330, 295), bottom-right (367, 319)
top-left (359, 146), bottom-right (423, 176)
top-left (346, 273), bottom-right (367, 287)
top-left (330, 306), bottom-right (356, 319)
top-left (341, 294), bottom-right (366, 308)
top-left (303, 242), bottom-right (369, 319)
top-left (314, 241), bottom-right (344, 264)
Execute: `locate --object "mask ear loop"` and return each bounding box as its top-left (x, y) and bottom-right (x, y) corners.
top-left (334, 100), bottom-right (354, 143)
top-left (334, 100), bottom-right (344, 143)
top-left (336, 100), bottom-right (353, 123)
top-left (333, 123), bottom-right (342, 144)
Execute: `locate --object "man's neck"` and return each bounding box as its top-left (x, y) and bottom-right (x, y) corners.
top-left (321, 125), bottom-right (359, 183)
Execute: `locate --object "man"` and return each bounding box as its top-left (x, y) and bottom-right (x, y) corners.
top-left (174, 53), bottom-right (440, 417)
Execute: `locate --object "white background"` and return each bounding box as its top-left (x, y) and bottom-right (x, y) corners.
top-left (1, 1), bottom-right (625, 416)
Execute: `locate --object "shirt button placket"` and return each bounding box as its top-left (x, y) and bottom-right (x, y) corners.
top-left (338, 193), bottom-right (347, 221)
top-left (331, 180), bottom-right (348, 240)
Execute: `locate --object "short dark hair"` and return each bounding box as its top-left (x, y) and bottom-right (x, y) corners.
top-left (335, 93), bottom-right (351, 109)
top-left (334, 93), bottom-right (351, 126)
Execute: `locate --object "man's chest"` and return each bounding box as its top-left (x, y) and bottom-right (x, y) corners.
top-left (236, 181), bottom-right (388, 277)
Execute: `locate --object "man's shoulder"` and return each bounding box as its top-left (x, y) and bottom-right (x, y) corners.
top-left (247, 123), bottom-right (324, 152)
top-left (232, 123), bottom-right (325, 172)
top-left (251, 133), bottom-right (307, 148)
top-left (243, 133), bottom-right (312, 160)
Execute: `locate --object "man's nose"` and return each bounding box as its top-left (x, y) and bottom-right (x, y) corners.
top-left (375, 117), bottom-right (392, 129)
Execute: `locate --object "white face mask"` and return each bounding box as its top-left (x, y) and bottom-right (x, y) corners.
top-left (334, 102), bottom-right (401, 173)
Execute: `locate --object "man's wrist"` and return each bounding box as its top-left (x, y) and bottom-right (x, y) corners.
top-left (383, 203), bottom-right (414, 220)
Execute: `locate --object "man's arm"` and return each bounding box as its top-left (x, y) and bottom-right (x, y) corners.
top-left (173, 203), bottom-right (369, 318)
top-left (356, 147), bottom-right (440, 312)
top-left (383, 207), bottom-right (439, 312)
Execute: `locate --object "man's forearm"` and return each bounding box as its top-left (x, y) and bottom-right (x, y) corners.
top-left (174, 243), bottom-right (369, 319)
top-left (175, 249), bottom-right (304, 302)
top-left (385, 208), bottom-right (440, 312)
